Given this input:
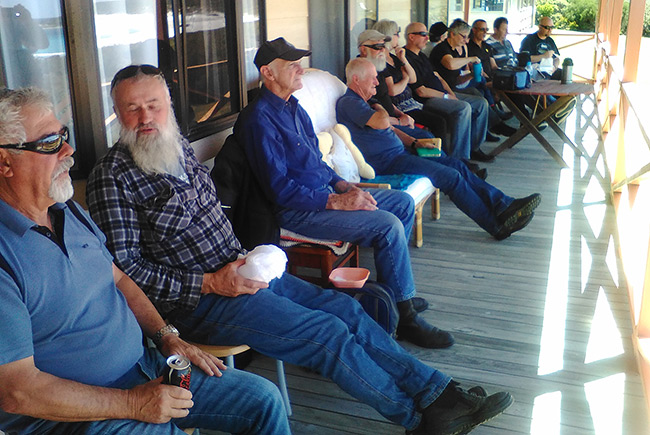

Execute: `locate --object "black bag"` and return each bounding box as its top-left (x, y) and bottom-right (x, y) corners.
top-left (332, 281), bottom-right (399, 337)
top-left (493, 67), bottom-right (531, 91)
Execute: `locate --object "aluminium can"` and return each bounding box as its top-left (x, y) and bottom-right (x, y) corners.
top-left (162, 354), bottom-right (192, 390)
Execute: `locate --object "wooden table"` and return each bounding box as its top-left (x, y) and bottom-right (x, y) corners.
top-left (491, 80), bottom-right (594, 167)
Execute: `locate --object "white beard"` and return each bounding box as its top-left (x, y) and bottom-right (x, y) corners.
top-left (48, 156), bottom-right (75, 203)
top-left (368, 53), bottom-right (387, 72)
top-left (120, 112), bottom-right (185, 177)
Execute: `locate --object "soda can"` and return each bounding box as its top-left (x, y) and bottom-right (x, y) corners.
top-left (162, 355), bottom-right (192, 390)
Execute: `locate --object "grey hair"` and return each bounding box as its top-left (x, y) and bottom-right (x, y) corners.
top-left (0, 87), bottom-right (53, 147)
top-left (110, 70), bottom-right (170, 104)
top-left (373, 19), bottom-right (398, 39)
top-left (345, 57), bottom-right (373, 85)
top-left (448, 19), bottom-right (470, 35)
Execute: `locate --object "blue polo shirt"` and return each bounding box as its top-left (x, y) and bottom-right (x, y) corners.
top-left (0, 199), bottom-right (143, 388)
top-left (235, 86), bottom-right (344, 211)
top-left (336, 88), bottom-right (406, 172)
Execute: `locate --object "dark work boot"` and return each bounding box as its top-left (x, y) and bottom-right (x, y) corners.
top-left (397, 299), bottom-right (454, 349)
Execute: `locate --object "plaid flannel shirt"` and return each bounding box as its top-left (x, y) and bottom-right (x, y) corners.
top-left (87, 140), bottom-right (243, 316)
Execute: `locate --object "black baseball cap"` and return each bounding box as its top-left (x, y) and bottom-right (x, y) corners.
top-left (254, 37), bottom-right (311, 70)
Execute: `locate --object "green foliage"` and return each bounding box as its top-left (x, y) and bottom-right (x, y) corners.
top-left (535, 0), bottom-right (650, 36)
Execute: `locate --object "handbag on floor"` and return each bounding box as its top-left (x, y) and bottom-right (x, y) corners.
top-left (332, 281), bottom-right (399, 337)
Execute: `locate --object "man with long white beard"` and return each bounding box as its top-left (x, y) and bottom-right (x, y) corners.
top-left (87, 64), bottom-right (514, 435)
top-left (0, 87), bottom-right (289, 434)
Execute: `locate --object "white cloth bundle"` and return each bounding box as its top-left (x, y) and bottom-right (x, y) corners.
top-left (237, 245), bottom-right (288, 283)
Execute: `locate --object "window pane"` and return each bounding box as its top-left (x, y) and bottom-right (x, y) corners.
top-left (350, 0), bottom-right (378, 62)
top-left (93, 0), bottom-right (159, 147)
top-left (0, 1), bottom-right (75, 148)
top-left (242, 0), bottom-right (262, 101)
top-left (184, 0), bottom-right (237, 127)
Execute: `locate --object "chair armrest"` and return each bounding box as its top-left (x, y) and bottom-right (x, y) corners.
top-left (356, 182), bottom-right (392, 190)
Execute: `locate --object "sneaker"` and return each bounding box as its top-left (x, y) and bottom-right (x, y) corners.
top-left (497, 193), bottom-right (541, 228)
top-left (490, 122), bottom-right (517, 137)
top-left (424, 389), bottom-right (514, 434)
top-left (551, 97), bottom-right (576, 124)
top-left (493, 213), bottom-right (535, 241)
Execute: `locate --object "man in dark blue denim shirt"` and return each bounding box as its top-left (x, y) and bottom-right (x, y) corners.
top-left (235, 37), bottom-right (455, 350)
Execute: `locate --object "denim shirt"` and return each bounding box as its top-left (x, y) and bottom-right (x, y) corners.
top-left (235, 86), bottom-right (343, 212)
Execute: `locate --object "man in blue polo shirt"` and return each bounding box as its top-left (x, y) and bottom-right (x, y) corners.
top-left (336, 58), bottom-right (541, 240)
top-left (0, 87), bottom-right (289, 435)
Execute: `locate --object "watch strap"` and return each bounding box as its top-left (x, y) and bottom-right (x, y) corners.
top-left (153, 324), bottom-right (180, 347)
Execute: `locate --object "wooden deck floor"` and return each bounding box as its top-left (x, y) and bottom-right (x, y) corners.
top-left (239, 96), bottom-right (650, 434)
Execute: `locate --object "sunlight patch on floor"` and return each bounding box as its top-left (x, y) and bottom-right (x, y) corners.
top-left (585, 373), bottom-right (626, 435)
top-left (530, 390), bottom-right (562, 435)
top-left (585, 287), bottom-right (625, 364)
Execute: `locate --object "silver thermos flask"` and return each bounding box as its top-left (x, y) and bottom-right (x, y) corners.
top-left (561, 58), bottom-right (573, 84)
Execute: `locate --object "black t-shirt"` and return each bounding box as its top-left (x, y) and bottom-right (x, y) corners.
top-left (429, 40), bottom-right (466, 89)
top-left (404, 47), bottom-right (446, 102)
top-left (520, 33), bottom-right (559, 57)
top-left (467, 39), bottom-right (494, 79)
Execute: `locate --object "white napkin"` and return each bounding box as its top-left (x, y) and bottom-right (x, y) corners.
top-left (237, 245), bottom-right (287, 283)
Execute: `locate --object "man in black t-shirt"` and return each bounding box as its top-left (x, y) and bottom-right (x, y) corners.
top-left (520, 16), bottom-right (560, 74)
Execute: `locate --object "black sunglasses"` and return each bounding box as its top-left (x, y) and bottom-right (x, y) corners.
top-left (409, 31), bottom-right (429, 37)
top-left (363, 43), bottom-right (386, 51)
top-left (110, 64), bottom-right (164, 92)
top-left (540, 25), bottom-right (555, 30)
top-left (0, 126), bottom-right (69, 154)
top-left (475, 27), bottom-right (489, 32)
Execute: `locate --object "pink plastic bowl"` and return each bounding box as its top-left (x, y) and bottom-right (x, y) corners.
top-left (329, 267), bottom-right (370, 288)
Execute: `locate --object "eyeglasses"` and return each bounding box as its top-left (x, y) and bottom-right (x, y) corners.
top-left (474, 27), bottom-right (489, 32)
top-left (394, 28), bottom-right (401, 36)
top-left (409, 31), bottom-right (429, 37)
top-left (540, 24), bottom-right (555, 30)
top-left (0, 126), bottom-right (69, 154)
top-left (110, 64), bottom-right (164, 92)
top-left (459, 33), bottom-right (470, 40)
top-left (363, 43), bottom-right (386, 51)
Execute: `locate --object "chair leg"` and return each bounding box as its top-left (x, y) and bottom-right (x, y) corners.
top-left (225, 355), bottom-right (235, 368)
top-left (431, 188), bottom-right (440, 220)
top-left (414, 207), bottom-right (424, 248)
top-left (276, 360), bottom-right (292, 416)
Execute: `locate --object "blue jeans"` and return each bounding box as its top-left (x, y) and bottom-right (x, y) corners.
top-left (278, 188), bottom-right (416, 301)
top-left (170, 274), bottom-right (452, 430)
top-left (424, 94), bottom-right (488, 158)
top-left (6, 348), bottom-right (289, 435)
top-left (377, 153), bottom-right (514, 235)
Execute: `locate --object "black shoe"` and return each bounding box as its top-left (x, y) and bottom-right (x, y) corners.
top-left (484, 132), bottom-right (500, 142)
top-left (474, 168), bottom-right (488, 180)
top-left (397, 300), bottom-right (454, 349)
top-left (422, 388), bottom-right (514, 435)
top-left (492, 106), bottom-right (514, 121)
top-left (493, 213), bottom-right (535, 241)
top-left (461, 159), bottom-right (480, 172)
top-left (470, 149), bottom-right (495, 163)
top-left (412, 296), bottom-right (429, 313)
top-left (491, 122), bottom-right (517, 137)
top-left (551, 97), bottom-right (576, 124)
top-left (497, 193), bottom-right (542, 228)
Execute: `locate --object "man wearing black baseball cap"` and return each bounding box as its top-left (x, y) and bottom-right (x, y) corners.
top-left (253, 37), bottom-right (311, 70)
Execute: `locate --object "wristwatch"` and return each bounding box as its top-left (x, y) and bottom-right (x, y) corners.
top-left (153, 324), bottom-right (180, 347)
top-left (443, 93), bottom-right (449, 99)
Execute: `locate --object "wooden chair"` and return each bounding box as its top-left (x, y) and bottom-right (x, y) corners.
top-left (189, 343), bottom-right (291, 416)
top-left (284, 243), bottom-right (359, 286)
top-left (180, 343), bottom-right (292, 435)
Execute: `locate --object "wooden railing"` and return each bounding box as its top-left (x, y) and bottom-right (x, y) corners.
top-left (595, 33), bottom-right (650, 414)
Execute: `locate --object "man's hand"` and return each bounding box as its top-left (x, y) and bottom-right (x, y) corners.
top-left (395, 46), bottom-right (407, 63)
top-left (398, 113), bottom-right (414, 128)
top-left (127, 378), bottom-right (194, 424)
top-left (542, 50), bottom-right (554, 59)
top-left (159, 334), bottom-right (228, 377)
top-left (201, 259), bottom-right (268, 297)
top-left (326, 186), bottom-right (378, 211)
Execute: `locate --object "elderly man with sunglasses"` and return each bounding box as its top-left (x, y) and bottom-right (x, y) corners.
top-left (0, 87), bottom-right (290, 434)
